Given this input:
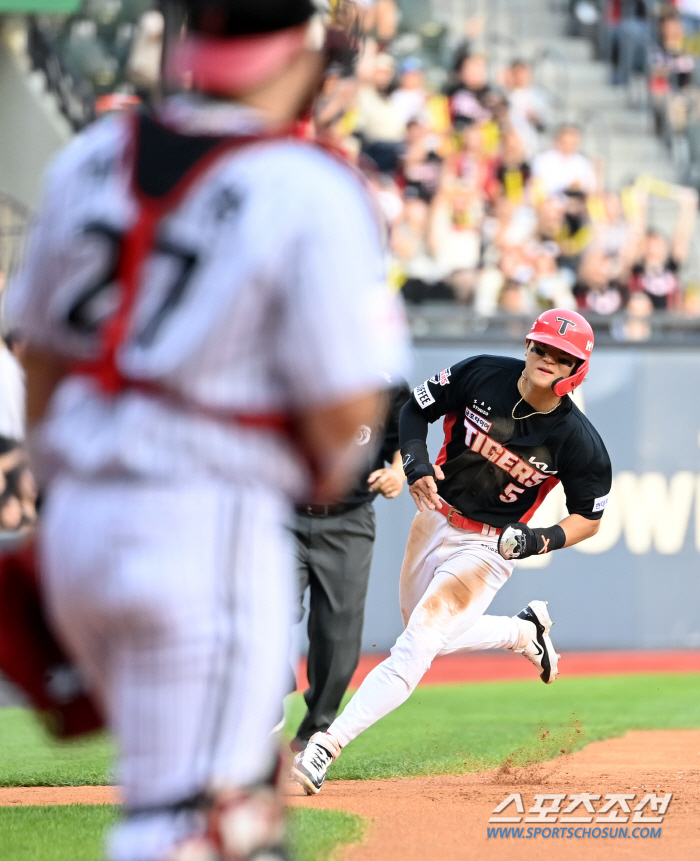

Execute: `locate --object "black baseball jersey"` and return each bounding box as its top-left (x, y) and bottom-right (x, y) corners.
top-left (409, 355), bottom-right (611, 527)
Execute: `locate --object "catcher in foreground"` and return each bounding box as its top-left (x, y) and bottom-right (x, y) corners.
top-left (7, 0), bottom-right (408, 858)
top-left (292, 309), bottom-right (612, 795)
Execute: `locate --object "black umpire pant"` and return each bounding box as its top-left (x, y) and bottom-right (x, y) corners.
top-left (292, 501), bottom-right (376, 747)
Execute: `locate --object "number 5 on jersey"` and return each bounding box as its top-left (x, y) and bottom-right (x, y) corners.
top-left (499, 483), bottom-right (525, 504)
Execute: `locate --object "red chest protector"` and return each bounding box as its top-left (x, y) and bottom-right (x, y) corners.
top-left (72, 111), bottom-right (301, 434)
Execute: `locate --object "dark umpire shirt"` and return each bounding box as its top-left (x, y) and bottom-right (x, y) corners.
top-left (341, 380), bottom-right (411, 506)
top-left (404, 356), bottom-right (612, 528)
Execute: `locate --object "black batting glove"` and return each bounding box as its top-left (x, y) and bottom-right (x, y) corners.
top-left (498, 523), bottom-right (566, 560)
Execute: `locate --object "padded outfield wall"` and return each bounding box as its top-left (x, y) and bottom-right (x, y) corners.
top-left (358, 345), bottom-right (700, 652)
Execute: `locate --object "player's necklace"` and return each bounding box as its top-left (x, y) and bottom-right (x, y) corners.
top-left (511, 376), bottom-right (561, 420)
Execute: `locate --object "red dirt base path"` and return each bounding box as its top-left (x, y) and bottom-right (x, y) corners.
top-left (297, 650), bottom-right (700, 690)
top-left (288, 729), bottom-right (700, 861)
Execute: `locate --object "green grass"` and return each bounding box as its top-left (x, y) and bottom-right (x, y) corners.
top-left (289, 808), bottom-right (365, 861)
top-left (0, 805), bottom-right (118, 861)
top-left (0, 710), bottom-right (113, 786)
top-left (2, 673), bottom-right (700, 788)
top-left (1, 675), bottom-right (699, 860)
top-left (0, 806), bottom-right (363, 861)
top-left (285, 672), bottom-right (700, 781)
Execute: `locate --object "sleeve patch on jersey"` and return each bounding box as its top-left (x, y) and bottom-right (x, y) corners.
top-left (429, 368), bottom-right (452, 386)
top-left (593, 494), bottom-right (610, 512)
top-left (414, 383), bottom-right (435, 409)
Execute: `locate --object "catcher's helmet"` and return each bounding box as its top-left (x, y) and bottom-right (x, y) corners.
top-left (164, 0), bottom-right (361, 96)
top-left (527, 308), bottom-right (594, 397)
top-left (164, 0), bottom-right (327, 95)
top-left (181, 0), bottom-right (319, 38)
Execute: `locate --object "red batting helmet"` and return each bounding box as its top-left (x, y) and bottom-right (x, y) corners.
top-left (527, 308), bottom-right (594, 397)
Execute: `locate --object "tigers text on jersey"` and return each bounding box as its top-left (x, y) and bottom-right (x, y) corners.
top-left (412, 355), bottom-right (612, 527)
top-left (7, 101), bottom-right (409, 494)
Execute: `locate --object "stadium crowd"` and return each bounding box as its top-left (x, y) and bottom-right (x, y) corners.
top-left (17, 0), bottom-right (700, 334)
top-left (590, 3), bottom-right (700, 186)
top-left (313, 32), bottom-right (699, 328)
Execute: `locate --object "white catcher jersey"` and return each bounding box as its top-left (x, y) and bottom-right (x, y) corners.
top-left (8, 100), bottom-right (409, 496)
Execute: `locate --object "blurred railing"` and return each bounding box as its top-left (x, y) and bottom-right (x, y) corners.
top-left (407, 305), bottom-right (700, 347)
top-left (0, 193), bottom-right (30, 285)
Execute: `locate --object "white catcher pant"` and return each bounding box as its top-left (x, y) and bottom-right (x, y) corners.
top-left (329, 506), bottom-right (521, 748)
top-left (40, 476), bottom-right (294, 861)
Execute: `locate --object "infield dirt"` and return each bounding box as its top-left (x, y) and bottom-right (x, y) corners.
top-left (287, 729), bottom-right (700, 861)
top-left (1, 729), bottom-right (698, 860)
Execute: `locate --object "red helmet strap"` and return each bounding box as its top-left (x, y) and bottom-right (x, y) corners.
top-left (552, 358), bottom-right (589, 397)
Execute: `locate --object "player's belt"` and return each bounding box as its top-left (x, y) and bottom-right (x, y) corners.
top-left (296, 501), bottom-right (366, 517)
top-left (435, 502), bottom-right (501, 537)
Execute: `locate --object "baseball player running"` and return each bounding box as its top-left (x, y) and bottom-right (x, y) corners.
top-left (8, 1), bottom-right (408, 858)
top-left (291, 309), bottom-right (612, 795)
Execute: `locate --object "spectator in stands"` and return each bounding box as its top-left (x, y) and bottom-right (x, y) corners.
top-left (612, 291), bottom-right (655, 341)
top-left (589, 191), bottom-right (639, 260)
top-left (484, 235), bottom-right (575, 316)
top-left (365, 0), bottom-right (400, 48)
top-left (399, 119), bottom-right (445, 202)
top-left (445, 53), bottom-right (499, 128)
top-left (487, 196), bottom-right (538, 252)
top-left (613, 1), bottom-right (653, 86)
top-left (392, 191), bottom-right (429, 269)
top-left (498, 278), bottom-right (536, 315)
top-left (356, 53), bottom-right (406, 172)
top-left (573, 246), bottom-right (629, 314)
top-left (127, 9), bottom-right (163, 98)
top-left (559, 189), bottom-right (594, 266)
top-left (0, 332), bottom-right (24, 446)
top-left (532, 124), bottom-right (598, 197)
top-left (629, 233), bottom-right (685, 310)
top-left (627, 185), bottom-right (697, 309)
top-left (532, 191), bottom-right (593, 275)
top-left (446, 121), bottom-right (497, 200)
top-left (390, 57), bottom-right (429, 127)
top-left (647, 11), bottom-right (697, 141)
top-left (62, 18), bottom-right (118, 94)
top-left (491, 126), bottom-right (532, 205)
top-left (504, 59), bottom-right (552, 157)
top-left (371, 172), bottom-right (404, 228)
top-left (394, 191), bottom-right (455, 304)
top-left (314, 65), bottom-right (360, 155)
top-left (429, 180), bottom-right (483, 303)
top-left (530, 241), bottom-right (577, 309)
top-left (0, 312), bottom-right (35, 533)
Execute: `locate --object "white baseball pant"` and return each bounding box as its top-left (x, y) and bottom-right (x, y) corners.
top-left (40, 476), bottom-right (294, 861)
top-left (329, 506), bottom-right (524, 747)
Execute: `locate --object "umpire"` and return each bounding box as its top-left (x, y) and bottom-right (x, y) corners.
top-left (291, 379), bottom-right (410, 752)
